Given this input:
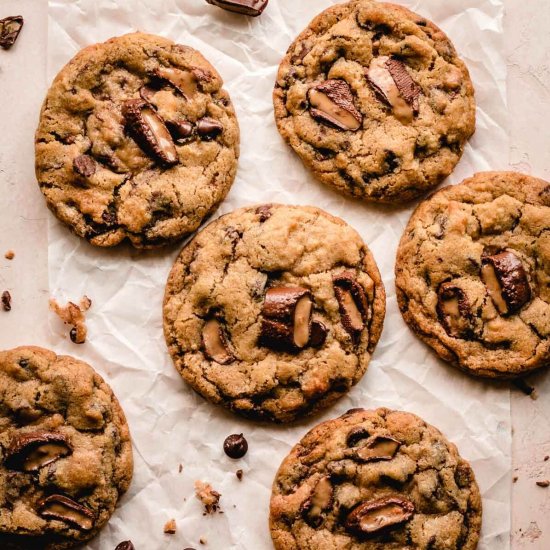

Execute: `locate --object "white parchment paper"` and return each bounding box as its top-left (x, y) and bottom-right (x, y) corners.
top-left (46, 1), bottom-right (510, 548)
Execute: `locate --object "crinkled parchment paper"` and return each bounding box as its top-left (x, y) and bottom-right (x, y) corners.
top-left (46, 1), bottom-right (510, 548)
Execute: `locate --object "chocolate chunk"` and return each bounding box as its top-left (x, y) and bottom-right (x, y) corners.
top-left (309, 320), bottom-right (328, 347)
top-left (115, 542), bottom-right (135, 550)
top-left (38, 495), bottom-right (95, 530)
top-left (345, 496), bottom-right (415, 535)
top-left (436, 282), bottom-right (474, 338)
top-left (256, 204), bottom-right (272, 222)
top-left (346, 426), bottom-right (370, 447)
top-left (333, 272), bottom-right (368, 339)
top-left (260, 287), bottom-right (313, 350)
top-left (196, 117), bottom-right (223, 141)
top-left (354, 435), bottom-right (400, 462)
top-left (481, 250), bottom-right (531, 315)
top-left (223, 433), bottom-right (248, 459)
top-left (367, 56), bottom-right (420, 123)
top-left (2, 290), bottom-right (11, 311)
top-left (73, 154), bottom-right (97, 178)
top-left (0, 16), bottom-right (24, 50)
top-left (301, 476), bottom-right (333, 527)
top-left (205, 0), bottom-right (269, 17)
top-left (5, 431), bottom-right (72, 472)
top-left (202, 318), bottom-right (234, 364)
top-left (308, 80), bottom-right (362, 131)
top-left (122, 99), bottom-right (178, 166)
top-left (153, 67), bottom-right (197, 99)
top-left (166, 119), bottom-right (195, 143)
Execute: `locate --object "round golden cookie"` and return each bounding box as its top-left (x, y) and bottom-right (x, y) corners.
top-left (270, 407), bottom-right (482, 550)
top-left (274, 0), bottom-right (475, 204)
top-left (163, 204), bottom-right (386, 422)
top-left (0, 347), bottom-right (133, 549)
top-left (396, 172), bottom-right (550, 378)
top-left (35, 32), bottom-right (240, 248)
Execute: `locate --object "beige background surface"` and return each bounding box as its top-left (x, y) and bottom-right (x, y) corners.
top-left (0, 0), bottom-right (548, 547)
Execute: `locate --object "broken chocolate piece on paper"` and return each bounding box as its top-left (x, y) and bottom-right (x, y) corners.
top-left (205, 0), bottom-right (268, 17)
top-left (0, 16), bottom-right (24, 49)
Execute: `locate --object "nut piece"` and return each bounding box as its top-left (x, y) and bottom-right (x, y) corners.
top-left (481, 250), bottom-right (531, 315)
top-left (367, 57), bottom-right (421, 124)
top-left (115, 542), bottom-right (135, 550)
top-left (73, 154), bottom-right (97, 178)
top-left (0, 16), bottom-right (24, 49)
top-left (195, 480), bottom-right (221, 514)
top-left (164, 518), bottom-right (177, 534)
top-left (2, 290), bottom-right (11, 312)
top-left (260, 287), bottom-right (313, 351)
top-left (153, 67), bottom-right (198, 98)
top-left (196, 118), bottom-right (223, 141)
top-left (205, 0), bottom-right (269, 17)
top-left (122, 99), bottom-right (178, 166)
top-left (436, 282), bottom-right (474, 338)
top-left (202, 318), bottom-right (234, 364)
top-left (5, 431), bottom-right (72, 472)
top-left (308, 80), bottom-right (362, 131)
top-left (38, 495), bottom-right (95, 531)
top-left (333, 272), bottom-right (368, 339)
top-left (354, 435), bottom-right (401, 462)
top-left (223, 433), bottom-right (248, 459)
top-left (302, 476), bottom-right (333, 527)
top-left (345, 496), bottom-right (415, 535)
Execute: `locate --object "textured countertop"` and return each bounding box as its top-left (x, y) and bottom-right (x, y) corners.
top-left (0, 0), bottom-right (548, 547)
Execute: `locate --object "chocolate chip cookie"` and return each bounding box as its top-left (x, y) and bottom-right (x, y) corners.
top-left (274, 0), bottom-right (475, 204)
top-left (36, 32), bottom-right (239, 248)
top-left (0, 347), bottom-right (133, 549)
top-left (270, 407), bottom-right (482, 549)
top-left (163, 204), bottom-right (385, 422)
top-left (396, 172), bottom-right (550, 378)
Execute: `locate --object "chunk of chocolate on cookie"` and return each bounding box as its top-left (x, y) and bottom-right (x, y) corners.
top-left (38, 495), bottom-right (95, 531)
top-left (260, 287), bottom-right (313, 350)
top-left (205, 0), bottom-right (268, 17)
top-left (308, 80), bottom-right (362, 131)
top-left (436, 282), bottom-right (474, 338)
top-left (122, 99), bottom-right (178, 166)
top-left (0, 16), bottom-right (24, 49)
top-left (301, 476), bottom-right (333, 527)
top-left (73, 154), bottom-right (97, 178)
top-left (481, 250), bottom-right (531, 315)
top-left (345, 496), bottom-right (414, 535)
top-left (354, 435), bottom-right (401, 462)
top-left (333, 272), bottom-right (368, 339)
top-left (5, 431), bottom-right (72, 472)
top-left (367, 57), bottom-right (420, 123)
top-left (202, 318), bottom-right (234, 364)
top-left (196, 117), bottom-right (223, 141)
top-left (153, 67), bottom-right (197, 99)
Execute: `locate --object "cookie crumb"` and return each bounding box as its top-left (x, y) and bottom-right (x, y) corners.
top-left (544, 456), bottom-right (549, 462)
top-left (536, 480), bottom-right (549, 488)
top-left (4, 250), bottom-right (14, 260)
top-left (513, 476), bottom-right (518, 483)
top-left (194, 480), bottom-right (221, 514)
top-left (49, 296), bottom-right (92, 344)
top-left (164, 518), bottom-right (177, 534)
top-left (236, 469), bottom-right (243, 481)
top-left (199, 538), bottom-right (207, 545)
top-left (2, 290), bottom-right (11, 311)
top-left (179, 463), bottom-right (183, 473)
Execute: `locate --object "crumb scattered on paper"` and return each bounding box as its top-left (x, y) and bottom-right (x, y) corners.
top-left (236, 469), bottom-right (243, 481)
top-left (513, 475), bottom-right (518, 483)
top-left (4, 250), bottom-right (14, 260)
top-left (163, 518), bottom-right (176, 534)
top-left (49, 295), bottom-right (91, 344)
top-left (2, 290), bottom-right (11, 311)
top-left (536, 480), bottom-right (549, 488)
top-left (195, 480), bottom-right (221, 514)
top-left (199, 537), bottom-right (207, 545)
top-left (179, 463), bottom-right (183, 473)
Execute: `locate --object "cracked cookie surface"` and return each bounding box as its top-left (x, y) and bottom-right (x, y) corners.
top-left (163, 204), bottom-right (385, 422)
top-left (396, 172), bottom-right (550, 378)
top-left (35, 32), bottom-right (239, 248)
top-left (274, 0), bottom-right (475, 204)
top-left (0, 347), bottom-right (133, 549)
top-left (270, 408), bottom-right (481, 550)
